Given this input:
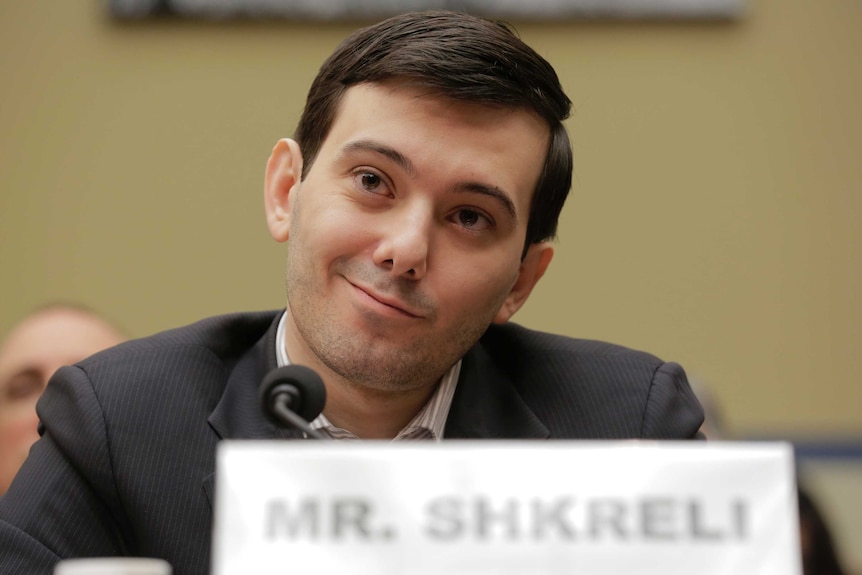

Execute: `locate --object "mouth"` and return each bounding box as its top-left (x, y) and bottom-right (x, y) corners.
top-left (348, 280), bottom-right (425, 319)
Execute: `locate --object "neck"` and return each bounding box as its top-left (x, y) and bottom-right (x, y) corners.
top-left (323, 379), bottom-right (437, 439)
top-left (281, 314), bottom-right (440, 439)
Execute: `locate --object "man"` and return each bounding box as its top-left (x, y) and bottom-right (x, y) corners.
top-left (0, 11), bottom-right (703, 574)
top-left (0, 304), bottom-right (125, 495)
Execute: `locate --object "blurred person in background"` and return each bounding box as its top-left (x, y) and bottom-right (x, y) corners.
top-left (691, 377), bottom-right (850, 575)
top-left (0, 304), bottom-right (125, 495)
top-left (798, 485), bottom-right (848, 575)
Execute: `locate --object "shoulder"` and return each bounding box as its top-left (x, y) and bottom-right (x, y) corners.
top-left (51, 310), bottom-right (280, 412)
top-left (35, 310), bottom-right (281, 459)
top-left (480, 322), bottom-right (665, 374)
top-left (96, 310), bottom-right (279, 358)
top-left (478, 322), bottom-right (668, 405)
top-left (77, 310), bottom-right (279, 373)
top-left (477, 323), bottom-right (702, 438)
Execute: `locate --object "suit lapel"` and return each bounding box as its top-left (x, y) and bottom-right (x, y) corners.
top-left (207, 311), bottom-right (304, 442)
top-left (444, 337), bottom-right (549, 439)
top-left (204, 312), bottom-right (302, 509)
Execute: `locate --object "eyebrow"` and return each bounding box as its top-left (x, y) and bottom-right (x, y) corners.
top-left (341, 140), bottom-right (417, 177)
top-left (457, 182), bottom-right (518, 226)
top-left (340, 139), bottom-right (519, 225)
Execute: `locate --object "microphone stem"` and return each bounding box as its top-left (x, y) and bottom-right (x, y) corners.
top-left (273, 397), bottom-right (328, 440)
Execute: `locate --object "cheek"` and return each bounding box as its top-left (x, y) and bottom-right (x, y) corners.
top-left (435, 256), bottom-right (520, 310)
top-left (297, 202), bottom-right (378, 259)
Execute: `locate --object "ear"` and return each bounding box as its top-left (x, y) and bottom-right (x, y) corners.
top-left (264, 138), bottom-right (303, 243)
top-left (493, 242), bottom-right (554, 324)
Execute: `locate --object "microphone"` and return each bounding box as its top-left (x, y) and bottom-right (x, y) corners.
top-left (260, 365), bottom-right (328, 440)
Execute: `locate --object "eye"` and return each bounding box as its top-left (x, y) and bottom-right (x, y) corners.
top-left (453, 208), bottom-right (493, 231)
top-left (351, 169), bottom-right (391, 197)
top-left (3, 371), bottom-right (44, 402)
top-left (360, 172), bottom-right (381, 190)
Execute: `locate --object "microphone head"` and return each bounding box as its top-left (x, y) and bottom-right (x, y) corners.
top-left (259, 365), bottom-right (327, 426)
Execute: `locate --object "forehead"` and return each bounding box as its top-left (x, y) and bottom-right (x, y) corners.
top-left (321, 82), bottom-right (549, 216)
top-left (0, 311), bottom-right (122, 381)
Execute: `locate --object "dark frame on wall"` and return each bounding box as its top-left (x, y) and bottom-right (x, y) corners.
top-left (108, 0), bottom-right (745, 21)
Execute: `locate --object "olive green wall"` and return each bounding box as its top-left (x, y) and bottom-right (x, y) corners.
top-left (2, 1), bottom-right (860, 437)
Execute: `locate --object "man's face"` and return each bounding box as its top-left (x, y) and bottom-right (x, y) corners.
top-left (266, 82), bottom-right (551, 393)
top-left (0, 309), bottom-right (124, 494)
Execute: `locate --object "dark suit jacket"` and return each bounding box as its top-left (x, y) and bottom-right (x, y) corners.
top-left (0, 310), bottom-right (703, 575)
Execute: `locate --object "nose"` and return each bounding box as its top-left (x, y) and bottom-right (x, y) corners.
top-left (372, 207), bottom-right (431, 280)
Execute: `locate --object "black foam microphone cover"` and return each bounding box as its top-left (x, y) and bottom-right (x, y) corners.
top-left (259, 365), bottom-right (327, 425)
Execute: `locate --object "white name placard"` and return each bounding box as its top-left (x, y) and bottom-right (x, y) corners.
top-left (212, 441), bottom-right (800, 575)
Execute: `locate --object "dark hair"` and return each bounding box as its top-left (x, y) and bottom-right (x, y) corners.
top-left (294, 10), bottom-right (572, 252)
